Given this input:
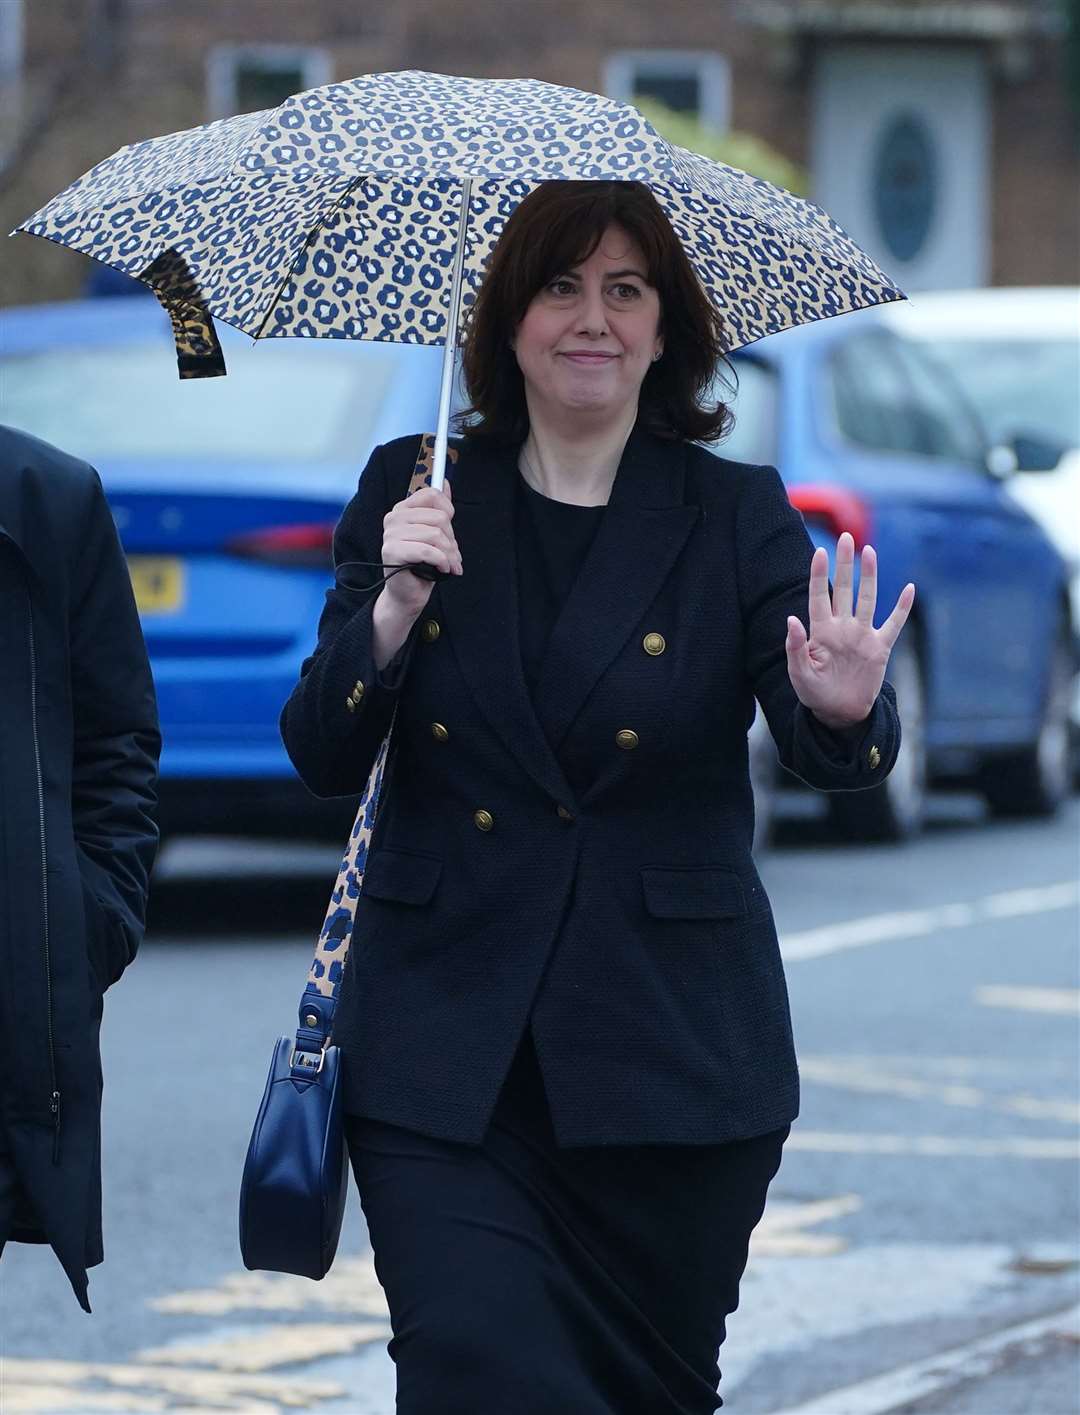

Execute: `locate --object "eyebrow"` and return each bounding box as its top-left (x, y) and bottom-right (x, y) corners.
top-left (563, 266), bottom-right (648, 281)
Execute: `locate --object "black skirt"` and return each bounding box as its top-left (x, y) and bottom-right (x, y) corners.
top-left (345, 1025), bottom-right (787, 1414)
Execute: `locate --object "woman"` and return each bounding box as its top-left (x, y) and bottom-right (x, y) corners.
top-left (281, 180), bottom-right (913, 1413)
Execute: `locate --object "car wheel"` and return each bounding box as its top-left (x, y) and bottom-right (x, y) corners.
top-left (827, 633), bottom-right (928, 843)
top-left (978, 629), bottom-right (1073, 818)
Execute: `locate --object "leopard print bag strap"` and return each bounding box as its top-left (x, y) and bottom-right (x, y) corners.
top-left (297, 434), bottom-right (456, 1044)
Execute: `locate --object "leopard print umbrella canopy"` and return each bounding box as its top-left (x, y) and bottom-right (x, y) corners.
top-left (15, 69), bottom-right (905, 377)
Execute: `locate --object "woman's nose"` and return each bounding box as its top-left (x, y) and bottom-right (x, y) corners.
top-left (576, 285), bottom-right (609, 336)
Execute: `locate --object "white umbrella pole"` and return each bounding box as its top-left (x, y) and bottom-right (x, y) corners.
top-left (430, 176), bottom-right (472, 492)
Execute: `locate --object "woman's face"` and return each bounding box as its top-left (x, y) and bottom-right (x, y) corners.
top-left (512, 223), bottom-right (663, 428)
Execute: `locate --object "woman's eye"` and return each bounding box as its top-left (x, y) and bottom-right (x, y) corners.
top-left (545, 279), bottom-right (642, 298)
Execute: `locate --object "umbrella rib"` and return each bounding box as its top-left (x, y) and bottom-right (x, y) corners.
top-left (250, 174), bottom-right (370, 344)
top-left (662, 144), bottom-right (894, 283)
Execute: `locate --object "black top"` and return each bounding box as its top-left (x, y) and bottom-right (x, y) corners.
top-left (375, 469), bottom-right (606, 700)
top-left (515, 472), bottom-right (606, 699)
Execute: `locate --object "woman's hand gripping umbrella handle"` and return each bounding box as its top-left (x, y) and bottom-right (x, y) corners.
top-left (372, 482), bottom-right (463, 670)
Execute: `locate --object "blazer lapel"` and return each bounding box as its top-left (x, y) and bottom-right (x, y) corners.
top-left (533, 426), bottom-right (700, 750)
top-left (437, 438), bottom-right (577, 808)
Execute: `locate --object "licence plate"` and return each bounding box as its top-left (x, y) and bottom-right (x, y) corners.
top-left (127, 556), bottom-right (186, 614)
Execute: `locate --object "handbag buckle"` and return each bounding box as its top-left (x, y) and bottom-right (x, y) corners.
top-left (289, 1045), bottom-right (326, 1076)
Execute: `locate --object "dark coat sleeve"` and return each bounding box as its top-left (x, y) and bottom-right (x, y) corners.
top-left (735, 461), bottom-right (901, 790)
top-left (280, 440), bottom-right (423, 798)
top-left (71, 470), bottom-right (161, 988)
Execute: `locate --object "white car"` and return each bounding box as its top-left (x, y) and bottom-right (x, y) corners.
top-left (879, 287), bottom-right (1080, 762)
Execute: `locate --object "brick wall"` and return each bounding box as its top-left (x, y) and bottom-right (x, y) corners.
top-left (991, 32), bottom-right (1080, 284)
top-left (0, 0), bottom-right (1074, 309)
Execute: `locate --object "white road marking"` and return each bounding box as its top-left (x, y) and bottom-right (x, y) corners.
top-left (787, 1130), bottom-right (1080, 1159)
top-left (751, 1195), bottom-right (862, 1257)
top-left (1, 1387), bottom-right (169, 1413)
top-left (813, 1051), bottom-right (1077, 1081)
top-left (982, 883), bottom-right (1080, 918)
top-left (0, 1358), bottom-right (344, 1411)
top-left (137, 1319), bottom-right (392, 1372)
top-left (799, 1054), bottom-right (1080, 1125)
top-left (150, 1254), bottom-right (388, 1317)
top-left (779, 880), bottom-right (1078, 962)
top-left (767, 1301), bottom-right (1080, 1415)
top-left (976, 985), bottom-right (1080, 1015)
top-left (721, 1240), bottom-right (1048, 1400)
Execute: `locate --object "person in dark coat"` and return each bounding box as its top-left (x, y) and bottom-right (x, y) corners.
top-left (281, 181), bottom-right (915, 1413)
top-left (0, 425), bottom-right (160, 1313)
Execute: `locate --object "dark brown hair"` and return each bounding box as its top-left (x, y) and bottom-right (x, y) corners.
top-left (456, 180), bottom-right (736, 445)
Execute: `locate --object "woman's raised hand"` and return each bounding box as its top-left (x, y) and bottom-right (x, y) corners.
top-left (381, 483), bottom-right (463, 620)
top-left (785, 532), bottom-right (915, 729)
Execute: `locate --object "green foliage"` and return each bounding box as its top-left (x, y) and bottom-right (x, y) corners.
top-left (633, 97), bottom-right (809, 196)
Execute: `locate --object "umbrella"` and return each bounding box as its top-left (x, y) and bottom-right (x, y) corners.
top-left (13, 69), bottom-right (905, 489)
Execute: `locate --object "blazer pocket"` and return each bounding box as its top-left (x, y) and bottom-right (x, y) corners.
top-left (641, 865), bottom-right (747, 921)
top-left (361, 848), bottom-right (443, 906)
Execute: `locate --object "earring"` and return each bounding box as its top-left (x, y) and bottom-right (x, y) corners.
top-left (653, 350), bottom-right (662, 362)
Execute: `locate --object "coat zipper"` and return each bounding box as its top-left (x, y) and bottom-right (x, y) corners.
top-left (25, 591), bottom-right (61, 1163)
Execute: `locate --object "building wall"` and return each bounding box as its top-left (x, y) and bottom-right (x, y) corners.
top-left (991, 29), bottom-right (1079, 285)
top-left (0, 0), bottom-right (1073, 309)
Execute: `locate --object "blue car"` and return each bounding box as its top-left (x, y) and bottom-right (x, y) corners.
top-left (716, 305), bottom-right (1075, 844)
top-left (1, 297), bottom-right (1071, 846)
top-left (0, 295), bottom-right (447, 837)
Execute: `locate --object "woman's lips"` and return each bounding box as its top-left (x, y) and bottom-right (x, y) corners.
top-left (560, 352), bottom-right (617, 365)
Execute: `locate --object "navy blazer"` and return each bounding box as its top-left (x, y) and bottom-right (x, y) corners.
top-left (281, 424), bottom-right (900, 1147)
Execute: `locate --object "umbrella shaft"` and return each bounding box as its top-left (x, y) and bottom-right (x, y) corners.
top-left (432, 176), bottom-right (472, 491)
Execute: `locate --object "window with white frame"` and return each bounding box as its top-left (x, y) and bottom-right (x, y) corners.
top-left (603, 51), bottom-right (731, 130)
top-left (207, 44), bottom-right (333, 120)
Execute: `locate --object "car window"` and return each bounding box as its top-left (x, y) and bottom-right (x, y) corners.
top-left (915, 336), bottom-right (1079, 450)
top-left (0, 341), bottom-right (402, 469)
top-left (888, 337), bottom-right (986, 465)
top-left (826, 332), bottom-right (925, 455)
top-left (709, 357), bottom-right (779, 466)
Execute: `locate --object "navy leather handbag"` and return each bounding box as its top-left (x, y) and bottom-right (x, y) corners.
top-left (239, 437), bottom-right (445, 1280)
top-left (239, 1032), bottom-right (349, 1280)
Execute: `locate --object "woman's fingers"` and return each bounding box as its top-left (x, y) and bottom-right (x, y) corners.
top-left (785, 615), bottom-right (812, 689)
top-left (808, 545), bottom-right (832, 633)
top-left (855, 542), bottom-right (878, 625)
top-left (384, 490), bottom-right (462, 575)
top-left (833, 532), bottom-right (855, 617)
top-left (384, 505), bottom-right (456, 545)
top-left (879, 583), bottom-right (916, 649)
top-left (386, 507), bottom-right (454, 528)
top-left (388, 522), bottom-right (456, 553)
top-left (386, 537), bottom-right (455, 577)
top-left (389, 540), bottom-right (461, 576)
top-left (811, 535), bottom-right (882, 629)
top-left (404, 486), bottom-right (454, 516)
